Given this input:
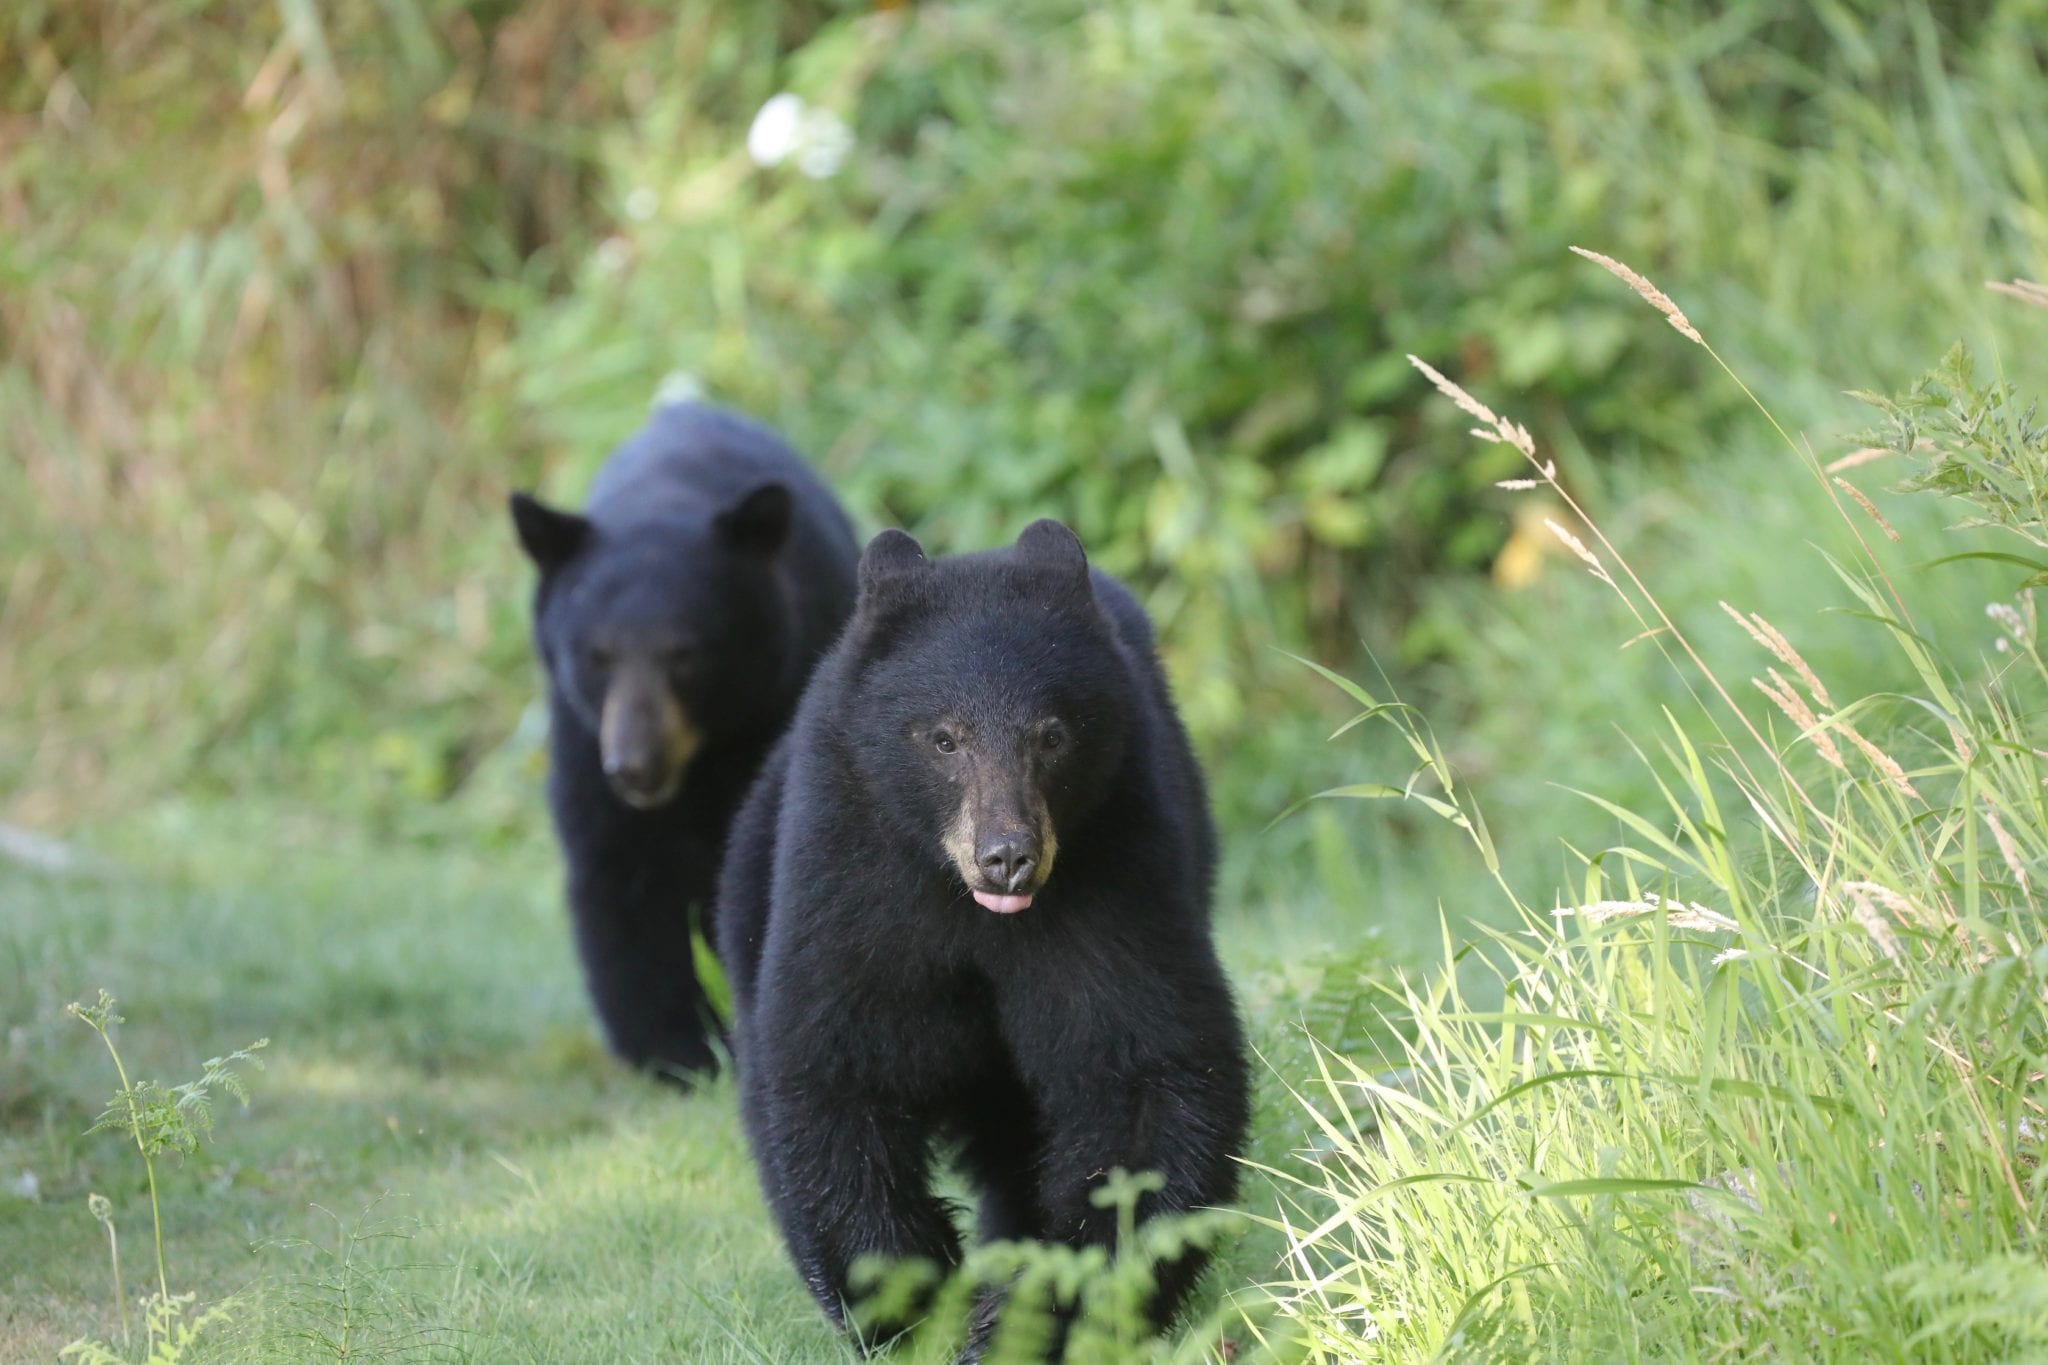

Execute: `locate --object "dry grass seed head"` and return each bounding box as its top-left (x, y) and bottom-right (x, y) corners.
top-left (1841, 879), bottom-right (1951, 930)
top-left (1753, 670), bottom-right (1845, 769)
top-left (1407, 354), bottom-right (1542, 462)
top-left (1835, 721), bottom-right (1921, 800)
top-left (1555, 893), bottom-right (1737, 933)
top-left (1827, 447), bottom-right (1895, 474)
top-left (1984, 808), bottom-right (2031, 896)
top-left (1407, 353), bottom-right (1498, 427)
top-left (1833, 478), bottom-right (1900, 542)
top-left (1544, 519), bottom-right (1612, 586)
top-left (1987, 279), bottom-right (2048, 310)
top-left (1946, 720), bottom-right (1975, 764)
top-left (1569, 246), bottom-right (1705, 346)
top-left (1850, 895), bottom-right (1904, 962)
top-left (1721, 603), bottom-right (1834, 710)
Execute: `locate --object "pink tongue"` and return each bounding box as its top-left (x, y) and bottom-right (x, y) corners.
top-left (973, 890), bottom-right (1033, 914)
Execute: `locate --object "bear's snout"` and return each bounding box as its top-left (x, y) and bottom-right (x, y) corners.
top-left (976, 831), bottom-right (1039, 894)
top-left (598, 664), bottom-right (699, 809)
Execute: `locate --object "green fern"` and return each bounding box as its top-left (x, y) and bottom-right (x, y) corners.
top-left (60, 991), bottom-right (266, 1363)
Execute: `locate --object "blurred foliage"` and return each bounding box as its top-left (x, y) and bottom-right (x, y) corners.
top-left (1865, 339), bottom-right (2048, 550)
top-left (2, 0), bottom-right (2046, 832)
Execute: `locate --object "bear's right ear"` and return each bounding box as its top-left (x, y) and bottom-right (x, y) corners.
top-left (509, 492), bottom-right (592, 569)
top-left (715, 481), bottom-right (793, 557)
top-left (858, 528), bottom-right (929, 600)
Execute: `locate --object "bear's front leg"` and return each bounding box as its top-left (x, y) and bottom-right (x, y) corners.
top-left (1029, 1060), bottom-right (1246, 1330)
top-left (748, 1076), bottom-right (964, 1348)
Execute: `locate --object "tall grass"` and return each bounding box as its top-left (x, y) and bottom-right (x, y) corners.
top-left (1257, 273), bottom-right (2048, 1359)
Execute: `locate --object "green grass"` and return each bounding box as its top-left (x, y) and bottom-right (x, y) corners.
top-left (0, 803), bottom-right (1393, 1362)
top-left (0, 810), bottom-right (838, 1361)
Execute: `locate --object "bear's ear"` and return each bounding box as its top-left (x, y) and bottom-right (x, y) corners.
top-left (858, 528), bottom-right (929, 599)
top-left (509, 492), bottom-right (592, 569)
top-left (715, 481), bottom-right (793, 557)
top-left (1014, 518), bottom-right (1089, 582)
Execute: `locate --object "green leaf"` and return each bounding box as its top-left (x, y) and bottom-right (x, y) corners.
top-left (1523, 1177), bottom-right (1699, 1198)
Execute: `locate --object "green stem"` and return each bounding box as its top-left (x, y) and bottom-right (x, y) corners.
top-left (95, 1022), bottom-right (171, 1311)
top-left (104, 1213), bottom-right (127, 1349)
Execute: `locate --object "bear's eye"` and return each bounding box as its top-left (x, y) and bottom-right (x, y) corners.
top-left (932, 730), bottom-right (958, 755)
top-left (1041, 725), bottom-right (1067, 753)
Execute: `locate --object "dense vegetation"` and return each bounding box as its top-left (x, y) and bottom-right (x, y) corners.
top-left (4, 0), bottom-right (2047, 1359)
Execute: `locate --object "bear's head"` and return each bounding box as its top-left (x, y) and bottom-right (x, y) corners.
top-left (843, 519), bottom-right (1133, 913)
top-left (509, 481), bottom-right (795, 809)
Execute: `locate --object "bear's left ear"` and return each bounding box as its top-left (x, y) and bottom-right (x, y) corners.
top-left (715, 481), bottom-right (793, 556)
top-left (1014, 518), bottom-right (1089, 584)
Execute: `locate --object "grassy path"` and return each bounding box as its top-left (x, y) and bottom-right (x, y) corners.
top-left (1, 806), bottom-right (1369, 1361)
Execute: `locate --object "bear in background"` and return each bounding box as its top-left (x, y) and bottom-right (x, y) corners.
top-left (511, 402), bottom-right (858, 1080)
top-left (719, 519), bottom-right (1249, 1353)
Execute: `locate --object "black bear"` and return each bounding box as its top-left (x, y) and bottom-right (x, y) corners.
top-left (719, 519), bottom-right (1249, 1353)
top-left (510, 402), bottom-right (858, 1080)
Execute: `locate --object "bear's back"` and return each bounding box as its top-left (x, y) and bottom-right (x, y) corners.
top-left (588, 404), bottom-right (843, 537)
top-left (1087, 569), bottom-right (1219, 911)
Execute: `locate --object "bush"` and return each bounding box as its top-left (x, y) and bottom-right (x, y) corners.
top-left (5, 0), bottom-right (2046, 830)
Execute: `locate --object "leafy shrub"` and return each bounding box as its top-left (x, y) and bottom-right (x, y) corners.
top-left (505, 0), bottom-right (2048, 746)
top-left (6, 0), bottom-right (2046, 831)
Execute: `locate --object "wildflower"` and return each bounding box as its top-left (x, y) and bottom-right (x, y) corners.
top-left (1988, 601), bottom-right (2028, 645)
top-left (747, 92), bottom-right (852, 179)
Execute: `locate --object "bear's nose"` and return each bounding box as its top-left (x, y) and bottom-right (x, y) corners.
top-left (976, 833), bottom-right (1039, 892)
top-left (604, 750), bottom-right (669, 803)
top-left (605, 751), bottom-right (654, 784)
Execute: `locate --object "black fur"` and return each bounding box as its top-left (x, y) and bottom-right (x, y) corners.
top-left (719, 519), bottom-right (1249, 1352)
top-left (513, 402), bottom-right (857, 1079)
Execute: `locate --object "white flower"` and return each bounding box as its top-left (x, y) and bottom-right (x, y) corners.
top-left (653, 371), bottom-right (704, 408)
top-left (625, 186), bottom-right (658, 221)
top-left (747, 92), bottom-right (852, 179)
top-left (748, 93), bottom-right (806, 166)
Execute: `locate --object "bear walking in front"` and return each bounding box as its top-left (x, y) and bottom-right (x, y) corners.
top-left (511, 403), bottom-right (858, 1080)
top-left (719, 519), bottom-right (1249, 1353)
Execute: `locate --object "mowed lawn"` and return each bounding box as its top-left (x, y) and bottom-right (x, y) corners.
top-left (0, 804), bottom-right (1376, 1362)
